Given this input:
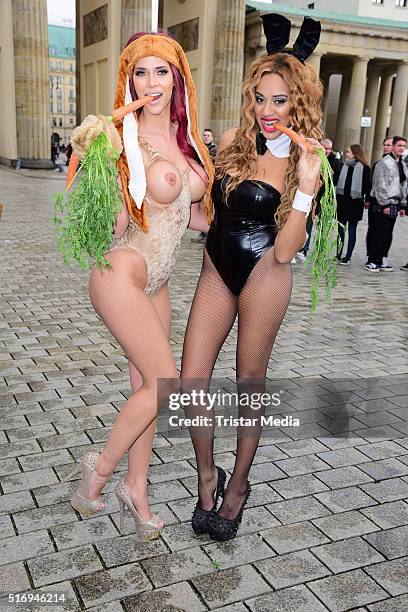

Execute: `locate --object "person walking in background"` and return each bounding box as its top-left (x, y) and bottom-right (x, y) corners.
top-left (365, 136), bottom-right (393, 263)
top-left (366, 136), bottom-right (407, 272)
top-left (300, 137), bottom-right (342, 261)
top-left (65, 142), bottom-right (73, 166)
top-left (335, 144), bottom-right (370, 265)
top-left (373, 136), bottom-right (393, 173)
top-left (191, 129), bottom-right (218, 243)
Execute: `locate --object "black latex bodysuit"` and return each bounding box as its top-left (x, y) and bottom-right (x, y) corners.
top-left (206, 175), bottom-right (281, 295)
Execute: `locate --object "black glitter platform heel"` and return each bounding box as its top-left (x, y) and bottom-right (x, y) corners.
top-left (191, 466), bottom-right (227, 535)
top-left (208, 482), bottom-right (252, 542)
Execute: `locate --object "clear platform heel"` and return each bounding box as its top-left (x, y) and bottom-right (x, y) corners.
top-left (63, 450), bottom-right (105, 516)
top-left (115, 478), bottom-right (163, 541)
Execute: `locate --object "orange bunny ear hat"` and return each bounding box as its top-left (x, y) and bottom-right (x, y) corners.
top-left (114, 34), bottom-right (214, 231)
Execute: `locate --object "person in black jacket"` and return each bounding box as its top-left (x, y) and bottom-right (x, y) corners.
top-left (336, 144), bottom-right (371, 265)
top-left (365, 136), bottom-right (393, 263)
top-left (322, 138), bottom-right (343, 184)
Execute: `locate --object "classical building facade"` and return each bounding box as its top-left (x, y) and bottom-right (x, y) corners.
top-left (271, 0), bottom-right (408, 21)
top-left (1, 0), bottom-right (407, 166)
top-left (48, 25), bottom-right (77, 145)
top-left (75, 0), bottom-right (408, 163)
top-left (246, 1), bottom-right (408, 162)
top-left (0, 0), bottom-right (52, 168)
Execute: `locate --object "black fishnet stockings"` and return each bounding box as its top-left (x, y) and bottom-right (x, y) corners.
top-left (181, 248), bottom-right (292, 517)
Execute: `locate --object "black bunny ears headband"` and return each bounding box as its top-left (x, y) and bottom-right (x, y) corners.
top-left (261, 13), bottom-right (321, 64)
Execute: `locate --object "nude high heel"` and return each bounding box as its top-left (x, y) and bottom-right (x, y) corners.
top-left (115, 478), bottom-right (163, 541)
top-left (63, 450), bottom-right (105, 516)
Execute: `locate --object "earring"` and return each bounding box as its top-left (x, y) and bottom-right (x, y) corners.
top-left (256, 130), bottom-right (267, 155)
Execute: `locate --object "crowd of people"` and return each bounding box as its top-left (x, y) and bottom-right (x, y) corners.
top-left (193, 132), bottom-right (408, 272)
top-left (51, 141), bottom-right (73, 165)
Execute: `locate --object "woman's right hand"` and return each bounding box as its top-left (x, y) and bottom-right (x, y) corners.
top-left (297, 137), bottom-right (323, 195)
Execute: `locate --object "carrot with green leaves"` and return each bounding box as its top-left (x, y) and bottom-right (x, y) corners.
top-left (273, 122), bottom-right (339, 311)
top-left (55, 94), bottom-right (155, 269)
top-left (65, 96), bottom-right (154, 190)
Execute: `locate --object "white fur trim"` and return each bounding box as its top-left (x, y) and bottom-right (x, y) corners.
top-left (123, 76), bottom-right (146, 209)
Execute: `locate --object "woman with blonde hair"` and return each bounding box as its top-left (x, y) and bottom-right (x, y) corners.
top-left (63, 31), bottom-right (213, 540)
top-left (336, 143), bottom-right (371, 266)
top-left (181, 13), bottom-right (325, 541)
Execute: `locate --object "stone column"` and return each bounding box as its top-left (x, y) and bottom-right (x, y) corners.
top-left (389, 61), bottom-right (408, 136)
top-left (372, 72), bottom-right (393, 163)
top-left (404, 108), bottom-right (408, 139)
top-left (76, 0), bottom-right (81, 126)
top-left (121, 0), bottom-right (152, 49)
top-left (363, 68), bottom-right (380, 163)
top-left (334, 67), bottom-right (351, 153)
top-left (320, 70), bottom-right (330, 130)
top-left (12, 0), bottom-right (53, 168)
top-left (343, 56), bottom-right (369, 149)
top-left (306, 52), bottom-right (322, 77)
top-left (210, 0), bottom-right (246, 140)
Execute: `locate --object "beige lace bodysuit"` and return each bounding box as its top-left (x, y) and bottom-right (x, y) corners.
top-left (109, 138), bottom-right (191, 296)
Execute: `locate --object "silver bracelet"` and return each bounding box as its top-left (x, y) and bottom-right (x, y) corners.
top-left (292, 189), bottom-right (314, 215)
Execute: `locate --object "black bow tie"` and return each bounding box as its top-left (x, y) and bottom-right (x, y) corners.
top-left (256, 131), bottom-right (267, 155)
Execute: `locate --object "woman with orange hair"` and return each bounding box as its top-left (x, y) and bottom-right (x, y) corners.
top-left (64, 32), bottom-right (213, 541)
top-left (181, 14), bottom-right (325, 541)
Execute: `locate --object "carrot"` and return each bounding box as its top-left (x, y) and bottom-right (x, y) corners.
top-left (273, 122), bottom-right (315, 155)
top-left (66, 151), bottom-right (79, 190)
top-left (109, 95), bottom-right (155, 122)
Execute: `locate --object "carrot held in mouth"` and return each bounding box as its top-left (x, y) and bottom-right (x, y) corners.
top-left (108, 95), bottom-right (155, 123)
top-left (273, 122), bottom-right (315, 154)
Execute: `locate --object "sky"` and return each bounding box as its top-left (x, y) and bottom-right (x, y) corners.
top-left (47, 0), bottom-right (75, 27)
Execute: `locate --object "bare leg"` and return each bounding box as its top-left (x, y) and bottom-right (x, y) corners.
top-left (126, 283), bottom-right (171, 524)
top-left (218, 247), bottom-right (292, 519)
top-left (86, 250), bottom-right (178, 500)
top-left (181, 250), bottom-right (237, 510)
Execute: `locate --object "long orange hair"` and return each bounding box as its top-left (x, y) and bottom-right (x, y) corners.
top-left (216, 53), bottom-right (323, 227)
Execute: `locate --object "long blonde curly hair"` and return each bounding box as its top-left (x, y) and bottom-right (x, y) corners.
top-left (216, 53), bottom-right (323, 227)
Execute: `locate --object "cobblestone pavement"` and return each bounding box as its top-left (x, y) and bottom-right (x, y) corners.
top-left (1, 165), bottom-right (408, 611)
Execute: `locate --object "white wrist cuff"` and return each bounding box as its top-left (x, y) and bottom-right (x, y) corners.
top-left (292, 189), bottom-right (313, 215)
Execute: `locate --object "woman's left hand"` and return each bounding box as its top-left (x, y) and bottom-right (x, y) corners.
top-left (297, 137), bottom-right (324, 195)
